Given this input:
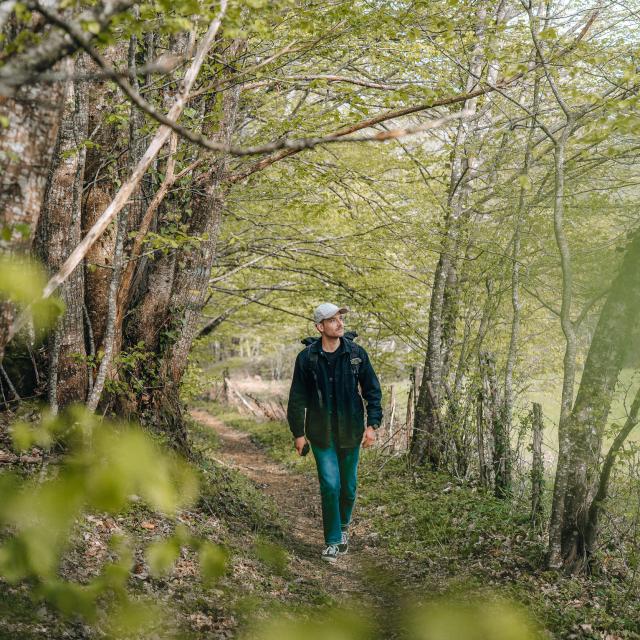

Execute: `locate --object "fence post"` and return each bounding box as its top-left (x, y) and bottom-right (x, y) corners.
top-left (531, 402), bottom-right (544, 528)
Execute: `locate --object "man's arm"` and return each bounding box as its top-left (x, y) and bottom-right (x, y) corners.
top-left (358, 348), bottom-right (383, 428)
top-left (287, 352), bottom-right (308, 439)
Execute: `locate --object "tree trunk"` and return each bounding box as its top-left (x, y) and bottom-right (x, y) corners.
top-left (34, 56), bottom-right (89, 411)
top-left (530, 402), bottom-right (544, 528)
top-left (546, 117), bottom-right (578, 567)
top-left (584, 386), bottom-right (640, 561)
top-left (137, 43), bottom-right (243, 448)
top-left (0, 81), bottom-right (65, 360)
top-left (87, 35), bottom-right (146, 412)
top-left (555, 229), bottom-right (640, 572)
top-left (480, 351), bottom-right (511, 498)
top-left (503, 67), bottom-right (540, 439)
top-left (82, 50), bottom-right (125, 351)
top-left (412, 2), bottom-right (506, 467)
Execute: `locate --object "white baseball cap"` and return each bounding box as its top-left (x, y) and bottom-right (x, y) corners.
top-left (313, 302), bottom-right (349, 324)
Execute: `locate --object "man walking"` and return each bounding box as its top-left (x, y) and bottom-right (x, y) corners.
top-left (287, 303), bottom-right (383, 562)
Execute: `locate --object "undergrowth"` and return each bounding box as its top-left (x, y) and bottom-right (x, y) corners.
top-left (0, 411), bottom-right (329, 639)
top-left (196, 401), bottom-right (640, 640)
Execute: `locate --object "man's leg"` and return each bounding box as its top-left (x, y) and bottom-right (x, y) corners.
top-left (337, 444), bottom-right (360, 532)
top-left (310, 438), bottom-right (342, 547)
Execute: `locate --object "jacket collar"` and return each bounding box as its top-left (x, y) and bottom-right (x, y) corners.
top-left (308, 335), bottom-right (353, 354)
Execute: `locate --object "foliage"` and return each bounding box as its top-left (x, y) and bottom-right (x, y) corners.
top-left (0, 407), bottom-right (228, 637)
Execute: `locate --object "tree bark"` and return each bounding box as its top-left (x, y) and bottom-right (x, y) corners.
top-left (584, 386), bottom-right (640, 561)
top-left (555, 229), bottom-right (640, 572)
top-left (35, 55), bottom-right (89, 410)
top-left (530, 402), bottom-right (544, 528)
top-left (133, 42), bottom-right (243, 448)
top-left (87, 34), bottom-right (145, 412)
top-left (480, 351), bottom-right (511, 498)
top-left (0, 80), bottom-right (65, 360)
top-left (5, 7), bottom-right (228, 349)
top-left (412, 1), bottom-right (506, 467)
top-left (546, 117), bottom-right (577, 567)
top-left (0, 0), bottom-right (136, 96)
top-left (503, 65), bottom-right (541, 439)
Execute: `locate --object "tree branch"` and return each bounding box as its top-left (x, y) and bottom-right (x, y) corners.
top-left (5, 0), bottom-right (229, 349)
top-left (0, 0), bottom-right (137, 96)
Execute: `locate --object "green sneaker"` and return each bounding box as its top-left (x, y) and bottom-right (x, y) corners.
top-left (337, 530), bottom-right (349, 555)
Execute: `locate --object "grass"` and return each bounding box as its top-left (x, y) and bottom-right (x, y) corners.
top-left (192, 399), bottom-right (304, 469)
top-left (196, 402), bottom-right (640, 640)
top-left (5, 399), bottom-right (640, 639)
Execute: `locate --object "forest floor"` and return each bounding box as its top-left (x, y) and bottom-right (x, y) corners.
top-left (189, 408), bottom-right (395, 624)
top-left (188, 401), bottom-right (640, 640)
top-left (2, 401), bottom-right (640, 639)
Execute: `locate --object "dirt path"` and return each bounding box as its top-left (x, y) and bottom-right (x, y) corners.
top-left (190, 409), bottom-right (388, 607)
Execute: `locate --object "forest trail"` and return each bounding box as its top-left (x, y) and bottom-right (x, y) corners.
top-left (190, 408), bottom-right (394, 613)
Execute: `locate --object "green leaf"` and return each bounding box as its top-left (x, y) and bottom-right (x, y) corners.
top-left (146, 538), bottom-right (181, 577)
top-left (198, 542), bottom-right (227, 585)
top-left (0, 256), bottom-right (46, 304)
top-left (81, 20), bottom-right (101, 34)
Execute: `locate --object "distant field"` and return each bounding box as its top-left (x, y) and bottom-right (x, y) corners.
top-left (202, 355), bottom-right (640, 471)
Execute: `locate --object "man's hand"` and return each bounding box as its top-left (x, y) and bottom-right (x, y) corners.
top-left (294, 436), bottom-right (307, 456)
top-left (361, 426), bottom-right (377, 448)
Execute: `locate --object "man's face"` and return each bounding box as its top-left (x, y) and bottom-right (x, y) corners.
top-left (317, 313), bottom-right (345, 338)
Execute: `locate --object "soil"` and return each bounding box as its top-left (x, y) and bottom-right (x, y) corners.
top-left (190, 409), bottom-right (393, 613)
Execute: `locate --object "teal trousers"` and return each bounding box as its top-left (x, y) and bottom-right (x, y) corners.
top-left (311, 433), bottom-right (360, 545)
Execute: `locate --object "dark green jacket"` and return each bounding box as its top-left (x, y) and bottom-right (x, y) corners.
top-left (286, 333), bottom-right (383, 448)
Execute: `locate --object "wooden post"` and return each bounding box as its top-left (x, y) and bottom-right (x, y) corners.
top-left (531, 402), bottom-right (544, 528)
top-left (405, 369), bottom-right (416, 451)
top-left (221, 367), bottom-right (230, 405)
top-left (387, 384), bottom-right (397, 450)
top-left (477, 391), bottom-right (489, 488)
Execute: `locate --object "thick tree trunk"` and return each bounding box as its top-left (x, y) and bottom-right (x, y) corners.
top-left (583, 386), bottom-right (640, 560)
top-left (0, 82), bottom-right (65, 360)
top-left (546, 119), bottom-right (578, 568)
top-left (35, 56), bottom-right (89, 410)
top-left (555, 229), bottom-right (640, 572)
top-left (82, 51), bottom-right (124, 351)
top-left (87, 35), bottom-right (146, 412)
top-left (130, 43), bottom-right (243, 448)
top-left (153, 86), bottom-right (241, 448)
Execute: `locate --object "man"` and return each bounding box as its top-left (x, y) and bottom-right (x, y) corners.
top-left (287, 303), bottom-right (383, 563)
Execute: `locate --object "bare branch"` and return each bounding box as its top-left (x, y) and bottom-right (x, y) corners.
top-left (5, 1), bottom-right (229, 348)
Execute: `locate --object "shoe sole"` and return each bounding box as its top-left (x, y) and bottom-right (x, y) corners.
top-left (321, 555), bottom-right (338, 563)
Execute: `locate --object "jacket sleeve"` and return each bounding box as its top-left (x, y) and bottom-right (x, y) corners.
top-left (358, 348), bottom-right (383, 428)
top-left (287, 351), bottom-right (308, 438)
